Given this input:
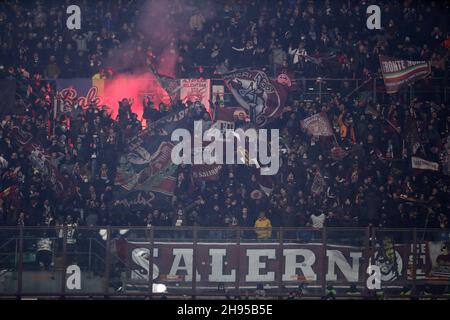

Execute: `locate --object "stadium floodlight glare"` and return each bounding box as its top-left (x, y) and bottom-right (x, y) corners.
top-left (99, 229), bottom-right (107, 240)
top-left (154, 283), bottom-right (167, 293)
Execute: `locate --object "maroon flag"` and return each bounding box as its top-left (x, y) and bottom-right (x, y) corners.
top-left (223, 69), bottom-right (290, 127)
top-left (149, 63), bottom-right (181, 104)
top-left (158, 75), bottom-right (181, 102)
top-left (300, 113), bottom-right (334, 137)
top-left (276, 68), bottom-right (296, 89)
top-left (114, 109), bottom-right (191, 196)
top-left (0, 185), bottom-right (18, 200)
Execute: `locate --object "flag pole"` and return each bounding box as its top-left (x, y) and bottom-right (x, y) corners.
top-left (148, 63), bottom-right (174, 106)
top-left (345, 76), bottom-right (373, 100)
top-left (332, 133), bottom-right (339, 146)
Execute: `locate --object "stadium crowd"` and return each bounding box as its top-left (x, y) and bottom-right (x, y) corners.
top-left (1, 89), bottom-right (450, 238)
top-left (0, 0), bottom-right (449, 242)
top-left (0, 0), bottom-right (448, 79)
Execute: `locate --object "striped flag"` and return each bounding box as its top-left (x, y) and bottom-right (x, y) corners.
top-left (379, 55), bottom-right (431, 94)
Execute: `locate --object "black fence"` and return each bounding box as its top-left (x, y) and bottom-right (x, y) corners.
top-left (0, 226), bottom-right (449, 299)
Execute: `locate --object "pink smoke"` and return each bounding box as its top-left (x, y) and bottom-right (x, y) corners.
top-left (101, 0), bottom-right (218, 116)
top-left (106, 0), bottom-right (217, 77)
top-left (102, 73), bottom-right (170, 120)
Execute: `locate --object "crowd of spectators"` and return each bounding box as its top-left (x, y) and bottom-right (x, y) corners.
top-left (1, 88), bottom-right (450, 240)
top-left (0, 0), bottom-right (449, 243)
top-left (0, 0), bottom-right (448, 79)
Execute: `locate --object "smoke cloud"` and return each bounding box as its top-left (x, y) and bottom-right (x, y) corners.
top-left (103, 73), bottom-right (170, 120)
top-left (101, 0), bottom-right (218, 119)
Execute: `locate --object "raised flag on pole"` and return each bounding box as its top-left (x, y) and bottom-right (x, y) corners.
top-left (379, 56), bottom-right (431, 94)
top-left (300, 112), bottom-right (334, 137)
top-left (223, 69), bottom-right (290, 127)
top-left (148, 63), bottom-right (181, 104)
top-left (411, 156), bottom-right (439, 171)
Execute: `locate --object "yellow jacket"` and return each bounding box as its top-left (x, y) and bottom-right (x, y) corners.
top-left (255, 218), bottom-right (272, 239)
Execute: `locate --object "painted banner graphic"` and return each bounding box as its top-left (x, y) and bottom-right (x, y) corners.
top-left (300, 113), bottom-right (334, 137)
top-left (119, 240), bottom-right (450, 289)
top-left (114, 108), bottom-right (193, 202)
top-left (118, 239), bottom-right (450, 291)
top-left (157, 75), bottom-right (181, 102)
top-left (223, 69), bottom-right (289, 127)
top-left (379, 56), bottom-right (431, 94)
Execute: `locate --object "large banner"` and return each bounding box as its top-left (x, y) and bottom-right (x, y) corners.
top-left (300, 113), bottom-right (334, 137)
top-left (157, 75), bottom-right (181, 102)
top-left (223, 69), bottom-right (289, 127)
top-left (379, 56), bottom-right (431, 94)
top-left (180, 79), bottom-right (211, 112)
top-left (121, 240), bottom-right (449, 288)
top-left (114, 108), bottom-right (192, 199)
top-left (56, 78), bottom-right (104, 111)
top-left (113, 98), bottom-right (229, 210)
top-left (56, 76), bottom-right (171, 119)
top-left (119, 239), bottom-right (449, 289)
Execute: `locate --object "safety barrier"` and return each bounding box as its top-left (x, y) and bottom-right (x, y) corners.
top-left (0, 226), bottom-right (449, 299)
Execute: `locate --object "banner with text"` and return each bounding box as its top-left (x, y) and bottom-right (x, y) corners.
top-left (180, 79), bottom-right (211, 112)
top-left (379, 56), bottom-right (431, 94)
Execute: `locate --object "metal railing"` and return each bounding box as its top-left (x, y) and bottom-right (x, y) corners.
top-left (0, 226), bottom-right (449, 299)
top-left (12, 76), bottom-right (449, 114)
